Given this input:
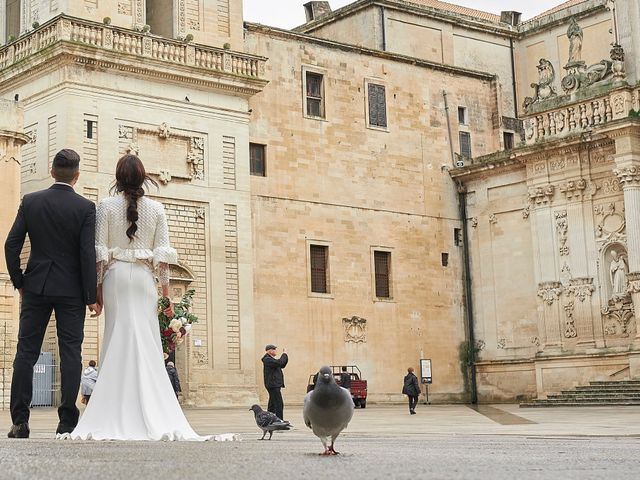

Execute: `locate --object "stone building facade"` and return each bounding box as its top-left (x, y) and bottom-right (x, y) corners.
top-left (1, 0), bottom-right (640, 406)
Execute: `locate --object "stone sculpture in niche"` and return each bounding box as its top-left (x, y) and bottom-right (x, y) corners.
top-left (609, 250), bottom-right (629, 298)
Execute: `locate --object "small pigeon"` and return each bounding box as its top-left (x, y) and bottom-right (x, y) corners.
top-left (249, 404), bottom-right (291, 440)
top-left (303, 365), bottom-right (355, 455)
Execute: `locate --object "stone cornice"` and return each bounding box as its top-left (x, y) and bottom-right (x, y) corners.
top-left (245, 23), bottom-right (496, 81)
top-left (0, 130), bottom-right (30, 145)
top-left (293, 0), bottom-right (516, 37)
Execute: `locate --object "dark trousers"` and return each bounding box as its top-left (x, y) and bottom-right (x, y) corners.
top-left (267, 387), bottom-right (284, 420)
top-left (408, 395), bottom-right (419, 412)
top-left (10, 292), bottom-right (85, 427)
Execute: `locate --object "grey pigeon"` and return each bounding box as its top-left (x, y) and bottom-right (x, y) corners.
top-left (249, 404), bottom-right (291, 440)
top-left (303, 365), bottom-right (355, 455)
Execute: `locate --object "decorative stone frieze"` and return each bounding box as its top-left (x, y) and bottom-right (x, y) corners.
top-left (602, 297), bottom-right (635, 337)
top-left (537, 281), bottom-right (563, 305)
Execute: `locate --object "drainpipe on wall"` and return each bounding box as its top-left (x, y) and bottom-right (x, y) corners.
top-left (442, 90), bottom-right (456, 166)
top-left (380, 6), bottom-right (387, 51)
top-left (509, 37), bottom-right (518, 119)
top-left (457, 182), bottom-right (478, 404)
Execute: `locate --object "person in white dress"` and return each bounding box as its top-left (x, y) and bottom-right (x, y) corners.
top-left (70, 154), bottom-right (209, 441)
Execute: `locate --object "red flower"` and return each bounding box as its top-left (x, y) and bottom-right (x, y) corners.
top-left (163, 329), bottom-right (173, 337)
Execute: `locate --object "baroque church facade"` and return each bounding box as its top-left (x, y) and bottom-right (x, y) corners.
top-left (1, 0), bottom-right (640, 406)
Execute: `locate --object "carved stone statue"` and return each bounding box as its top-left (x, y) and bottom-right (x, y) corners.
top-left (524, 59), bottom-right (557, 112)
top-left (567, 17), bottom-right (583, 64)
top-left (609, 250), bottom-right (628, 296)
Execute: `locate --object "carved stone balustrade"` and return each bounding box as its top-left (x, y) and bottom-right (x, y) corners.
top-left (0, 14), bottom-right (267, 84)
top-left (523, 86), bottom-right (640, 146)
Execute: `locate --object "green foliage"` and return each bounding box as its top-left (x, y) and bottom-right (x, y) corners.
top-left (629, 109), bottom-right (640, 118)
top-left (158, 289), bottom-right (198, 354)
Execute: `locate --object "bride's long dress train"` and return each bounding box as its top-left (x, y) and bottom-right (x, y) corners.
top-left (71, 261), bottom-right (209, 441)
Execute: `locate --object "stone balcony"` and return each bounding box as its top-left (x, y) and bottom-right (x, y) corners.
top-left (522, 85), bottom-right (640, 146)
top-left (0, 14), bottom-right (268, 96)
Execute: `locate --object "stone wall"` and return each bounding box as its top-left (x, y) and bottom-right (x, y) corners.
top-left (246, 25), bottom-right (501, 403)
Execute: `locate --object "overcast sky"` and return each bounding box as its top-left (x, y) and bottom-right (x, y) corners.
top-left (242, 0), bottom-right (566, 28)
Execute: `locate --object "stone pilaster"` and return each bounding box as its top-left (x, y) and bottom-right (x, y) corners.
top-left (613, 128), bottom-right (640, 359)
top-left (0, 100), bottom-right (29, 408)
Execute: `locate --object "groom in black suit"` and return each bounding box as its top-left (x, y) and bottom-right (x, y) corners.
top-left (4, 149), bottom-right (101, 438)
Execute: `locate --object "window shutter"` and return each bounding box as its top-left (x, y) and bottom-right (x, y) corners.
top-left (368, 84), bottom-right (387, 128)
top-left (459, 132), bottom-right (472, 158)
top-left (310, 245), bottom-right (328, 293)
top-left (374, 251), bottom-right (391, 298)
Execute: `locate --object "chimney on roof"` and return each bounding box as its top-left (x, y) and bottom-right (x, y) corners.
top-left (304, 1), bottom-right (332, 22)
top-left (500, 11), bottom-right (522, 26)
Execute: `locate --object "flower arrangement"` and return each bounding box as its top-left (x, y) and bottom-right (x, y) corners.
top-left (158, 289), bottom-right (198, 355)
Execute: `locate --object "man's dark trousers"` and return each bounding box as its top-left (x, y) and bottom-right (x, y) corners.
top-left (11, 292), bottom-right (85, 427)
top-left (267, 387), bottom-right (284, 420)
top-left (408, 395), bottom-right (419, 413)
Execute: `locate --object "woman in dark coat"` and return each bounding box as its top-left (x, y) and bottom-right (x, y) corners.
top-left (402, 367), bottom-right (421, 414)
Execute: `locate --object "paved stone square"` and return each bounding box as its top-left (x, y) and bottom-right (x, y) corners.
top-left (1, 404), bottom-right (639, 479)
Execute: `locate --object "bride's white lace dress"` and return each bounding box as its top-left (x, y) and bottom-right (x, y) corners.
top-left (71, 194), bottom-right (209, 441)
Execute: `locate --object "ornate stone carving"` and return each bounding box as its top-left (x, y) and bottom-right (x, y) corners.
top-left (158, 122), bottom-right (171, 139)
top-left (563, 301), bottom-right (577, 338)
top-left (523, 59), bottom-right (557, 113)
top-left (555, 210), bottom-right (569, 256)
top-left (610, 44), bottom-right (626, 81)
top-left (528, 184), bottom-right (555, 205)
top-left (496, 338), bottom-right (507, 349)
top-left (609, 249), bottom-right (629, 298)
top-left (343, 316), bottom-right (367, 343)
top-left (187, 137), bottom-right (205, 181)
top-left (193, 349), bottom-right (208, 365)
top-left (594, 202), bottom-right (625, 240)
top-left (488, 214), bottom-right (497, 225)
top-left (567, 277), bottom-right (595, 302)
top-left (567, 17), bottom-right (583, 63)
top-left (537, 281), bottom-right (563, 305)
top-left (602, 297), bottom-right (634, 337)
top-left (560, 263), bottom-right (572, 286)
top-left (522, 206), bottom-right (530, 219)
top-left (159, 169), bottom-right (172, 185)
top-left (559, 178), bottom-right (588, 200)
top-left (470, 217), bottom-right (478, 228)
top-left (627, 271), bottom-right (640, 294)
top-left (614, 166), bottom-right (640, 186)
top-left (126, 142), bottom-right (139, 155)
top-left (195, 207), bottom-right (206, 220)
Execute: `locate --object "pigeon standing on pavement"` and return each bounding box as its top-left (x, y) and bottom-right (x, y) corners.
top-left (249, 404), bottom-right (291, 440)
top-left (303, 365), bottom-right (355, 455)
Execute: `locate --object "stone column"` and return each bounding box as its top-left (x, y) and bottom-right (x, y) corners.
top-left (613, 126), bottom-right (640, 377)
top-left (0, 100), bottom-right (29, 407)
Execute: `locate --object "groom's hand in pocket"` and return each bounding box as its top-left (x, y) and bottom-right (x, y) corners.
top-left (88, 303), bottom-right (102, 318)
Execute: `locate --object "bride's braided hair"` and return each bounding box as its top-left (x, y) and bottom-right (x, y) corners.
top-left (112, 154), bottom-right (158, 241)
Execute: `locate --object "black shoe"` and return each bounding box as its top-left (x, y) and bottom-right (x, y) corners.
top-left (7, 423), bottom-right (30, 438)
top-left (56, 423), bottom-right (75, 435)
top-left (410, 410), bottom-right (416, 415)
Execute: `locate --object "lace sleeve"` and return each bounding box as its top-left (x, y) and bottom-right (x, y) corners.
top-left (152, 204), bottom-right (178, 266)
top-left (95, 200), bottom-right (109, 285)
top-left (158, 262), bottom-right (170, 287)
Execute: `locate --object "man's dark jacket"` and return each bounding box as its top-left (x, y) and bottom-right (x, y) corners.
top-left (4, 184), bottom-right (97, 305)
top-left (166, 366), bottom-right (181, 393)
top-left (402, 372), bottom-right (421, 397)
top-left (262, 352), bottom-right (288, 389)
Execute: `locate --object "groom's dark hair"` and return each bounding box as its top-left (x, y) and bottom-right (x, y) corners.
top-left (52, 149), bottom-right (80, 183)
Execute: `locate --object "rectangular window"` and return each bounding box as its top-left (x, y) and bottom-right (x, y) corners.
top-left (368, 83), bottom-right (387, 128)
top-left (458, 107), bottom-right (468, 125)
top-left (441, 252), bottom-right (449, 267)
top-left (306, 72), bottom-right (325, 118)
top-left (374, 250), bottom-right (391, 298)
top-left (459, 131), bottom-right (472, 158)
top-left (503, 132), bottom-right (515, 150)
top-left (310, 245), bottom-right (329, 293)
top-left (454, 228), bottom-right (463, 247)
top-left (249, 143), bottom-right (266, 176)
top-left (85, 120), bottom-right (95, 139)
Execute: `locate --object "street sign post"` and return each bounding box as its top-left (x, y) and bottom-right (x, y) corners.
top-left (420, 358), bottom-right (432, 404)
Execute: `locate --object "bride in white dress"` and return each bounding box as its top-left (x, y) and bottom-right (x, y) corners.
top-left (71, 154), bottom-right (209, 441)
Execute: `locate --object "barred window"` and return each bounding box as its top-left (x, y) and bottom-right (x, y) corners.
top-left (250, 143), bottom-right (266, 176)
top-left (459, 132), bottom-right (472, 158)
top-left (306, 72), bottom-right (325, 118)
top-left (368, 83), bottom-right (387, 128)
top-left (374, 250), bottom-right (391, 298)
top-left (503, 132), bottom-right (515, 150)
top-left (458, 106), bottom-right (468, 125)
top-left (310, 245), bottom-right (329, 293)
